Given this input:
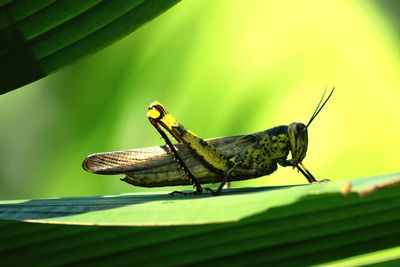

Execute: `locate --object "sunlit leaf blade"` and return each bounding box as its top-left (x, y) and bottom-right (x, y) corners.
top-left (0, 0), bottom-right (180, 94)
top-left (0, 173), bottom-right (399, 266)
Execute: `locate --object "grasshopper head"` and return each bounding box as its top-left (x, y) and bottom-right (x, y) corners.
top-left (287, 87), bottom-right (335, 165)
top-left (288, 122), bottom-right (308, 164)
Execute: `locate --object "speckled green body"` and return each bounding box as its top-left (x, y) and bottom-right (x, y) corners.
top-left (229, 126), bottom-right (290, 177)
top-left (82, 126), bottom-right (293, 187)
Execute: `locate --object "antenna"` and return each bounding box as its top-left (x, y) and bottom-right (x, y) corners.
top-left (306, 87), bottom-right (335, 128)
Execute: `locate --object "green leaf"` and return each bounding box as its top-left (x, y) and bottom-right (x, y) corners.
top-left (0, 173), bottom-right (399, 266)
top-left (0, 0), bottom-right (180, 94)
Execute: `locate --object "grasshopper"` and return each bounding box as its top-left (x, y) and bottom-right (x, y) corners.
top-left (83, 88), bottom-right (334, 195)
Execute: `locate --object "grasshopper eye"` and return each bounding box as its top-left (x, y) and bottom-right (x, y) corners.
top-left (292, 123), bottom-right (306, 137)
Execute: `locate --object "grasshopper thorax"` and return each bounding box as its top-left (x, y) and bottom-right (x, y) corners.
top-left (288, 122), bottom-right (308, 164)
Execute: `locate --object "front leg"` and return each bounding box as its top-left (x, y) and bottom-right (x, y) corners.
top-left (278, 159), bottom-right (317, 183)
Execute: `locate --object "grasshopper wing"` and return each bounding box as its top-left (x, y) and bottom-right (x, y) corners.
top-left (83, 145), bottom-right (173, 174)
top-left (82, 135), bottom-right (254, 175)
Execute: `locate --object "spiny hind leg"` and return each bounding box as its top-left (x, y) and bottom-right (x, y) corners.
top-left (149, 119), bottom-right (204, 193)
top-left (147, 103), bottom-right (203, 193)
top-left (147, 102), bottom-right (231, 175)
top-left (147, 101), bottom-right (232, 195)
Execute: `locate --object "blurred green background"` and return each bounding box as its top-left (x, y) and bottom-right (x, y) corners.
top-left (0, 1), bottom-right (399, 200)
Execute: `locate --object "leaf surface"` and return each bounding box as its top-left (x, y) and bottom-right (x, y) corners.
top-left (0, 173), bottom-right (399, 266)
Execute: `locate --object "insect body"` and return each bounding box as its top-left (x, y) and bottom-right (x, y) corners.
top-left (83, 88), bottom-right (334, 195)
